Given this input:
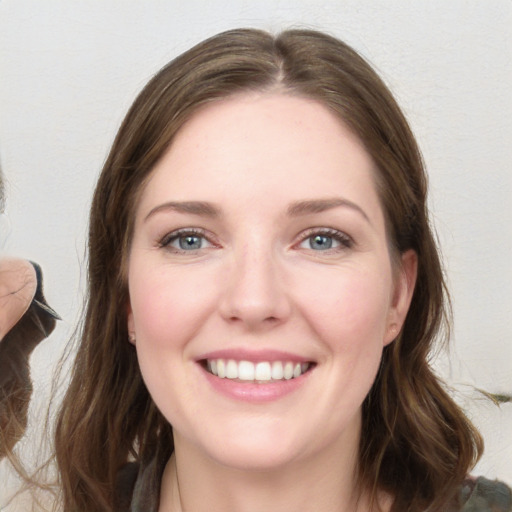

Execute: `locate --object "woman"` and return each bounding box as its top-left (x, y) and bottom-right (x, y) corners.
top-left (0, 168), bottom-right (59, 462)
top-left (52, 29), bottom-right (510, 511)
top-left (0, 258), bottom-right (59, 460)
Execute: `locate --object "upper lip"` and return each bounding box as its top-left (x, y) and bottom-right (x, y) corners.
top-left (196, 348), bottom-right (314, 364)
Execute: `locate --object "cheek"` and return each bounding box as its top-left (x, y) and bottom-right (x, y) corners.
top-left (128, 261), bottom-right (221, 349)
top-left (128, 264), bottom-right (214, 424)
top-left (297, 265), bottom-right (393, 352)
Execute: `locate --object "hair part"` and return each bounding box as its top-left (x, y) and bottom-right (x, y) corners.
top-left (54, 28), bottom-right (482, 511)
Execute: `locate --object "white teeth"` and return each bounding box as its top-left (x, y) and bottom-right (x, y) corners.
top-left (238, 360), bottom-right (255, 381)
top-left (217, 359), bottom-right (226, 378)
top-left (255, 362), bottom-right (272, 381)
top-left (205, 358), bottom-right (311, 382)
top-left (271, 361), bottom-right (284, 380)
top-left (283, 362), bottom-right (294, 380)
top-left (226, 360), bottom-right (238, 379)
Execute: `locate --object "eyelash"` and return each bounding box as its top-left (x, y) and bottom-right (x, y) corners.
top-left (157, 227), bottom-right (354, 254)
top-left (158, 228), bottom-right (214, 253)
top-left (296, 228), bottom-right (354, 252)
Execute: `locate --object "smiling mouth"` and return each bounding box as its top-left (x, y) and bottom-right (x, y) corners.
top-left (202, 359), bottom-right (314, 382)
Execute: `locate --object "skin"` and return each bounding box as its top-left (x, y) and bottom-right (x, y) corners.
top-left (127, 92), bottom-right (417, 511)
top-left (0, 258), bottom-right (37, 340)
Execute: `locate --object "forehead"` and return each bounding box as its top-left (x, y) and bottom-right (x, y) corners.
top-left (137, 92), bottom-right (383, 224)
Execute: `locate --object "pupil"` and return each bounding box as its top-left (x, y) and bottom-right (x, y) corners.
top-left (311, 235), bottom-right (332, 250)
top-left (180, 235), bottom-right (201, 250)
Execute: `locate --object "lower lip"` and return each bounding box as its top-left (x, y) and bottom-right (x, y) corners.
top-left (200, 365), bottom-right (312, 403)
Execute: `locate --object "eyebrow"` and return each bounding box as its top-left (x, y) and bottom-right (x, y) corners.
top-left (287, 198), bottom-right (371, 224)
top-left (144, 201), bottom-right (221, 222)
top-left (144, 197), bottom-right (370, 224)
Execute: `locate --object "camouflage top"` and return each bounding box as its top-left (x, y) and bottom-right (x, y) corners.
top-left (457, 476), bottom-right (512, 512)
top-left (115, 452), bottom-right (512, 512)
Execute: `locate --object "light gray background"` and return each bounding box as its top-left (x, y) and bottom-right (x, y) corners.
top-left (1, 0), bottom-right (510, 504)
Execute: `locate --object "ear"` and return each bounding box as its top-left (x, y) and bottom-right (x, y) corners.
top-left (127, 302), bottom-right (136, 345)
top-left (384, 249), bottom-right (418, 346)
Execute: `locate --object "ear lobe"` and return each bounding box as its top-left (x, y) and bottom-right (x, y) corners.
top-left (127, 303), bottom-right (136, 345)
top-left (384, 249), bottom-right (418, 346)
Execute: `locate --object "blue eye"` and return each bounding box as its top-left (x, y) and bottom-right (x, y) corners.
top-left (160, 229), bottom-right (213, 252)
top-left (308, 234), bottom-right (335, 250)
top-left (177, 234), bottom-right (204, 250)
top-left (298, 229), bottom-right (352, 252)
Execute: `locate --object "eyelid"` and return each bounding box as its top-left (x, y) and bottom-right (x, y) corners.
top-left (295, 227), bottom-right (354, 251)
top-left (157, 226), bottom-right (353, 254)
top-left (158, 227), bottom-right (218, 252)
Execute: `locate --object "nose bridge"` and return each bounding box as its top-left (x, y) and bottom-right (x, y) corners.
top-left (220, 233), bottom-right (290, 326)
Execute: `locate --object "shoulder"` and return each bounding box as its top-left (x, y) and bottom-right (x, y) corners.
top-left (114, 441), bottom-right (172, 512)
top-left (458, 476), bottom-right (512, 511)
top-left (114, 452), bottom-right (168, 512)
top-left (114, 461), bottom-right (139, 512)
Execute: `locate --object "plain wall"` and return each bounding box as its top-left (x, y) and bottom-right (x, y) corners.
top-left (1, 0), bottom-right (511, 504)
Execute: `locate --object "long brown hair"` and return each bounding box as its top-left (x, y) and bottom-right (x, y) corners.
top-left (54, 28), bottom-right (482, 511)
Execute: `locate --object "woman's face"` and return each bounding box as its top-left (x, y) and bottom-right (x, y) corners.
top-left (127, 93), bottom-right (415, 470)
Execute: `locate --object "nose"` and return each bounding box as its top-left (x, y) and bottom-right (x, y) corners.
top-left (218, 242), bottom-right (292, 330)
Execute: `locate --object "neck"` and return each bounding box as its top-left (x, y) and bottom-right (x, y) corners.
top-left (159, 430), bottom-right (384, 512)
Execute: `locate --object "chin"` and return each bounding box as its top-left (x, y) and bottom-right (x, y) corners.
top-left (210, 442), bottom-right (301, 472)
top-left (189, 421), bottom-right (308, 472)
